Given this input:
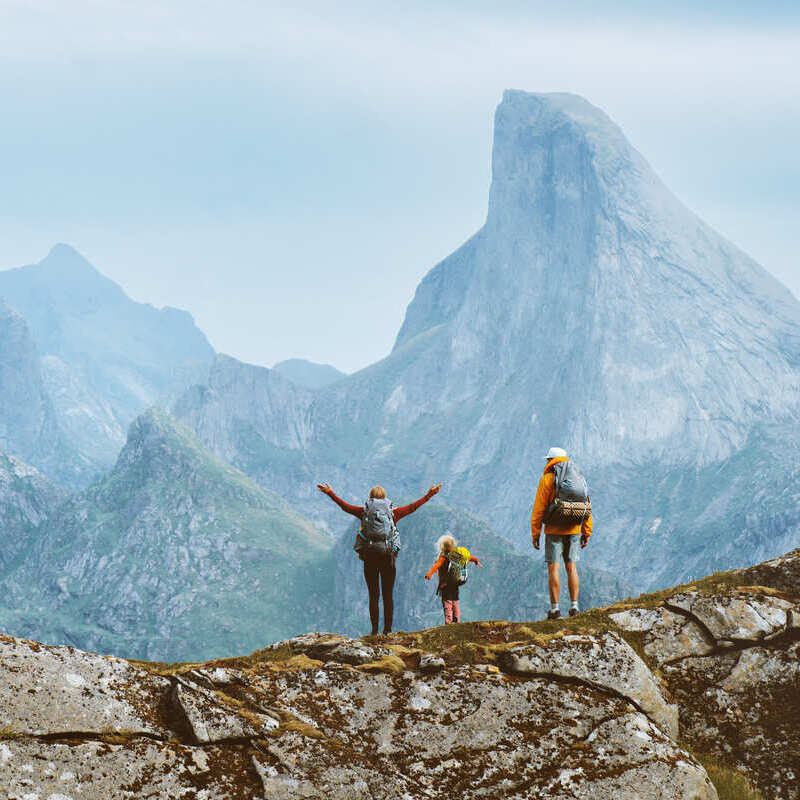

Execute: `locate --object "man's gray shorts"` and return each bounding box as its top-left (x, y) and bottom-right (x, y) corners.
top-left (545, 534), bottom-right (581, 564)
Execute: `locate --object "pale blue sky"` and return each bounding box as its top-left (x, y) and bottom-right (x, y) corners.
top-left (1, 1), bottom-right (798, 373)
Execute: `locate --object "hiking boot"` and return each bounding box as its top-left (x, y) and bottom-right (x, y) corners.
top-left (546, 609), bottom-right (561, 620)
top-left (569, 607), bottom-right (579, 617)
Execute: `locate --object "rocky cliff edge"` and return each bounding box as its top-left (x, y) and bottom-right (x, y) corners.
top-left (1, 549), bottom-right (798, 799)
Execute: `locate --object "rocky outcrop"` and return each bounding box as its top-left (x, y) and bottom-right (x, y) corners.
top-left (611, 548), bottom-right (800, 799)
top-left (0, 630), bottom-right (716, 799)
top-left (2, 547), bottom-right (799, 798)
top-left (499, 631), bottom-right (678, 740)
top-left (0, 635), bottom-right (169, 737)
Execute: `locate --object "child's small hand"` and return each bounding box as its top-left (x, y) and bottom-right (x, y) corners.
top-left (478, 561), bottom-right (485, 568)
top-left (425, 575), bottom-right (431, 581)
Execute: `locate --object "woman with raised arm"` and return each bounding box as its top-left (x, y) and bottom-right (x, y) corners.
top-left (317, 482), bottom-right (442, 636)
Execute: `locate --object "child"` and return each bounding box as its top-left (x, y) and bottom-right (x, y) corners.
top-left (425, 534), bottom-right (484, 624)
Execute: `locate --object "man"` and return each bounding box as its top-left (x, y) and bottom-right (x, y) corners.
top-left (531, 446), bottom-right (593, 619)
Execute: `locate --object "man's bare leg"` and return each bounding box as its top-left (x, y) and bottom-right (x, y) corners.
top-left (565, 562), bottom-right (579, 603)
top-left (547, 562), bottom-right (561, 603)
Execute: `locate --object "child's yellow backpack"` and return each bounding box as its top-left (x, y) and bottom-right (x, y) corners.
top-left (446, 546), bottom-right (471, 586)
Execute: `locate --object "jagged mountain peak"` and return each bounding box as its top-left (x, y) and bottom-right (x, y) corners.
top-left (488, 89), bottom-right (657, 224)
top-left (2, 243), bottom-right (127, 307)
top-left (493, 90), bottom-right (636, 172)
top-left (397, 90), bottom-right (800, 363)
top-left (122, 405), bottom-right (198, 455)
top-left (114, 406), bottom-right (266, 497)
top-left (43, 242), bottom-right (100, 271)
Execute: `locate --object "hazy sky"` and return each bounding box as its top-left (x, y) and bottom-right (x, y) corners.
top-left (1, 1), bottom-right (798, 373)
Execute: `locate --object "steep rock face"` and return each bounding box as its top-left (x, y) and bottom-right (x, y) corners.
top-left (0, 451), bottom-right (66, 571)
top-left (173, 354), bottom-right (319, 519)
top-left (0, 408), bottom-right (332, 661)
top-left (173, 91), bottom-right (800, 592)
top-left (0, 300), bottom-right (81, 485)
top-left (0, 244), bottom-right (215, 484)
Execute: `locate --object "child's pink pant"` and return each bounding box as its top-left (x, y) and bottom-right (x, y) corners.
top-left (443, 599), bottom-right (460, 624)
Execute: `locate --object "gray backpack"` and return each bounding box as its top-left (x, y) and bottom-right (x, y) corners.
top-left (354, 497), bottom-right (399, 556)
top-left (545, 461), bottom-right (591, 524)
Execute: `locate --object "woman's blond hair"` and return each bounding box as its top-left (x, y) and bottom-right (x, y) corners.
top-left (436, 534), bottom-right (456, 555)
top-left (369, 485), bottom-right (387, 499)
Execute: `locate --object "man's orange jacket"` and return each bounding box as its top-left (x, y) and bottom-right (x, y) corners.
top-left (530, 456), bottom-right (593, 543)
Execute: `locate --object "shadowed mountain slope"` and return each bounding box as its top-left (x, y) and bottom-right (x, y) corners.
top-left (0, 451), bottom-right (66, 572)
top-left (0, 408), bottom-right (333, 661)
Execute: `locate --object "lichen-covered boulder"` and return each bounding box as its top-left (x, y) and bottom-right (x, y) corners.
top-left (611, 606), bottom-right (714, 667)
top-left (250, 659), bottom-right (712, 799)
top-left (0, 739), bottom-right (258, 800)
top-left (0, 634), bottom-right (170, 736)
top-left (498, 631), bottom-right (679, 740)
top-left (666, 590), bottom-right (795, 644)
top-left (172, 678), bottom-right (278, 743)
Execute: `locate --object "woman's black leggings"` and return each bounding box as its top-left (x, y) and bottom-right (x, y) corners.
top-left (363, 554), bottom-right (396, 633)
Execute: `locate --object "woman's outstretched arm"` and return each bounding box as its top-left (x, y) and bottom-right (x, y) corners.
top-left (394, 484), bottom-right (442, 522)
top-left (317, 483), bottom-right (364, 518)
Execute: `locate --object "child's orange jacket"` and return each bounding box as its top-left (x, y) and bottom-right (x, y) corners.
top-left (425, 553), bottom-right (481, 582)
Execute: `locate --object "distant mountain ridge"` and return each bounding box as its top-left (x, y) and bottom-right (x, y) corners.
top-left (0, 298), bottom-right (85, 485)
top-left (273, 358), bottom-right (345, 389)
top-left (0, 244), bottom-right (215, 485)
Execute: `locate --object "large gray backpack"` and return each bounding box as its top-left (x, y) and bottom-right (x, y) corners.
top-left (355, 497), bottom-right (399, 556)
top-left (545, 461), bottom-right (591, 525)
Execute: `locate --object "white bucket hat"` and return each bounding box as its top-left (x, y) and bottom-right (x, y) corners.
top-left (544, 446), bottom-right (568, 460)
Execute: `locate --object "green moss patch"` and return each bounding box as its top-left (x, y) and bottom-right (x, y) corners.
top-left (696, 754), bottom-right (765, 800)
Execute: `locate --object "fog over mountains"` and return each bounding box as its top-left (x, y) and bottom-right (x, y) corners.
top-left (0, 90), bottom-right (798, 657)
